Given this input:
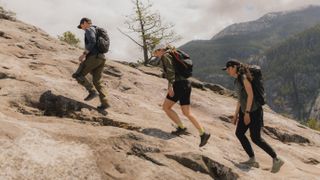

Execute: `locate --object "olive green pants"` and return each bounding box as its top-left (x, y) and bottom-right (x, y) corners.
top-left (74, 55), bottom-right (108, 106)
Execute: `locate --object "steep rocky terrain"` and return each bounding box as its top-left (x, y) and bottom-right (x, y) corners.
top-left (1, 10), bottom-right (320, 180)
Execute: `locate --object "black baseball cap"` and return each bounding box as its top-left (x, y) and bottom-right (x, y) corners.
top-left (221, 59), bottom-right (241, 70)
top-left (77, 17), bottom-right (91, 29)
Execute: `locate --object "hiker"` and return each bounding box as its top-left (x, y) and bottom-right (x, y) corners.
top-left (153, 44), bottom-right (211, 147)
top-left (72, 17), bottom-right (110, 111)
top-left (222, 59), bottom-right (284, 173)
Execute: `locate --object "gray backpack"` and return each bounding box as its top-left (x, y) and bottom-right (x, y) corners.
top-left (94, 26), bottom-right (110, 53)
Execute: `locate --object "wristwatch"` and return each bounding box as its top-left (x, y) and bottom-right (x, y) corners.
top-left (245, 110), bottom-right (250, 114)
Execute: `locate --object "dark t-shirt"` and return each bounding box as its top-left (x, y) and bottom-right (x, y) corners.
top-left (235, 74), bottom-right (260, 113)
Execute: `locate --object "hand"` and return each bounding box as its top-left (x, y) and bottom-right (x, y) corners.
top-left (168, 86), bottom-right (174, 97)
top-left (231, 115), bottom-right (238, 125)
top-left (244, 113), bottom-right (251, 125)
top-left (79, 54), bottom-right (86, 62)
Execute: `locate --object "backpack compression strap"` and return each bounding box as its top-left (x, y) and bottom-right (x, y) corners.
top-left (170, 51), bottom-right (188, 68)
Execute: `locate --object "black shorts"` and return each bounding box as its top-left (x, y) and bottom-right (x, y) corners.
top-left (166, 80), bottom-right (191, 105)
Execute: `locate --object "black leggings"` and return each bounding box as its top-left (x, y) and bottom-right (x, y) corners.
top-left (236, 107), bottom-right (277, 158)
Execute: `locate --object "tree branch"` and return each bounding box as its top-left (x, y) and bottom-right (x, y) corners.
top-left (117, 28), bottom-right (143, 47)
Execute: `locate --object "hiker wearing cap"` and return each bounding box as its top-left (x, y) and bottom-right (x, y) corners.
top-left (72, 17), bottom-right (109, 111)
top-left (153, 44), bottom-right (211, 147)
top-left (222, 59), bottom-right (284, 173)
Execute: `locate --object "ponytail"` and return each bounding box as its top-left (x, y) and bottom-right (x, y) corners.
top-left (165, 45), bottom-right (176, 52)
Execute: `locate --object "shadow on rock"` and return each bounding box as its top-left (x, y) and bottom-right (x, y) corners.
top-left (127, 143), bottom-right (164, 166)
top-left (109, 133), bottom-right (164, 166)
top-left (38, 90), bottom-right (106, 117)
top-left (263, 126), bottom-right (310, 144)
top-left (225, 158), bottom-right (252, 172)
top-left (141, 128), bottom-right (177, 140)
top-left (166, 152), bottom-right (239, 180)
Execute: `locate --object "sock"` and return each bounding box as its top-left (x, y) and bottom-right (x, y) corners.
top-left (199, 128), bottom-right (205, 135)
top-left (178, 123), bottom-right (185, 129)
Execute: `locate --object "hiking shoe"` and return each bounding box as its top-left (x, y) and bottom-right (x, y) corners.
top-left (97, 103), bottom-right (110, 111)
top-left (240, 157), bottom-right (260, 168)
top-left (84, 91), bottom-right (97, 101)
top-left (271, 157), bottom-right (284, 173)
top-left (171, 127), bottom-right (188, 136)
top-left (199, 132), bottom-right (211, 147)
top-left (72, 72), bottom-right (79, 78)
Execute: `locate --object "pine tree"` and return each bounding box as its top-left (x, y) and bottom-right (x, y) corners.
top-left (120, 0), bottom-right (181, 65)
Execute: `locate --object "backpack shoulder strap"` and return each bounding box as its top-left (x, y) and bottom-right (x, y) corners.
top-left (237, 73), bottom-right (248, 86)
top-left (88, 26), bottom-right (97, 34)
top-left (168, 50), bottom-right (178, 60)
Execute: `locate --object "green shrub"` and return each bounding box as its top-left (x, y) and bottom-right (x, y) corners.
top-left (58, 31), bottom-right (80, 47)
top-left (0, 6), bottom-right (16, 21)
top-left (306, 119), bottom-right (320, 131)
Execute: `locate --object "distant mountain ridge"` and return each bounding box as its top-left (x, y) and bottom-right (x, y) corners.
top-left (262, 24), bottom-right (320, 121)
top-left (212, 12), bottom-right (285, 40)
top-left (179, 5), bottom-right (320, 122)
top-left (180, 5), bottom-right (320, 88)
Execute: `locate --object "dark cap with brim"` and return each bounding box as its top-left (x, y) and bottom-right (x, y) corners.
top-left (77, 17), bottom-right (91, 29)
top-left (221, 59), bottom-right (241, 70)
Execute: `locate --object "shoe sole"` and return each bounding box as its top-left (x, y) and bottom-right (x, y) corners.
top-left (171, 131), bottom-right (190, 136)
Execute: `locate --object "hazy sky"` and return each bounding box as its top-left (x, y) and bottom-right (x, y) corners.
top-left (1, 0), bottom-right (320, 62)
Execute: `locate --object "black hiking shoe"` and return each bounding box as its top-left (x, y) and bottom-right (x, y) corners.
top-left (84, 90), bottom-right (97, 101)
top-left (97, 103), bottom-right (110, 116)
top-left (199, 132), bottom-right (211, 147)
top-left (171, 127), bottom-right (188, 136)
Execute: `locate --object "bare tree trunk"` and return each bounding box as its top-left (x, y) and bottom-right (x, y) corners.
top-left (122, 0), bottom-right (180, 65)
top-left (135, 0), bottom-right (149, 65)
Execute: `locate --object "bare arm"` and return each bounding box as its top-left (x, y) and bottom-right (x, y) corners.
top-left (232, 102), bottom-right (240, 124)
top-left (234, 102), bottom-right (240, 117)
top-left (243, 77), bottom-right (254, 112)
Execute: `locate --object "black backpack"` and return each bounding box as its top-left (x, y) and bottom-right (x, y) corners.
top-left (94, 26), bottom-right (110, 53)
top-left (249, 65), bottom-right (266, 106)
top-left (237, 65), bottom-right (266, 106)
top-left (169, 50), bottom-right (193, 78)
